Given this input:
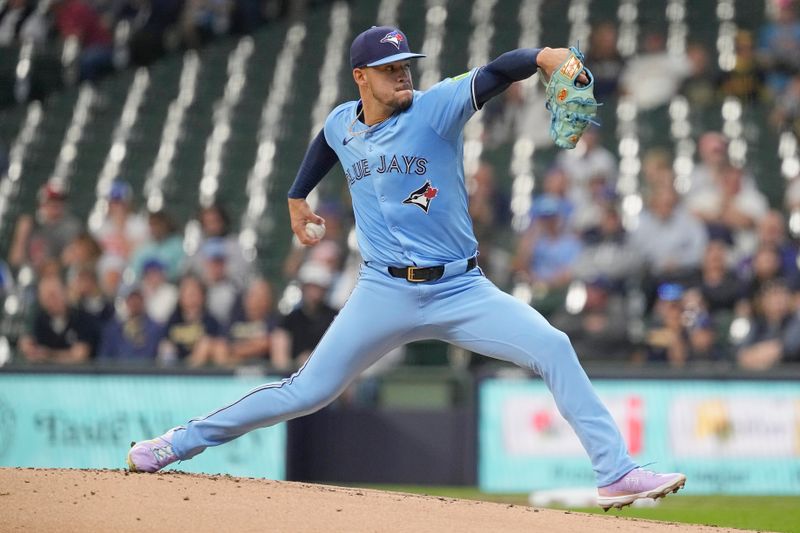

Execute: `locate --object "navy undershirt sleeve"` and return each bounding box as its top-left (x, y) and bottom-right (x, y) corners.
top-left (287, 129), bottom-right (340, 199)
top-left (473, 48), bottom-right (542, 109)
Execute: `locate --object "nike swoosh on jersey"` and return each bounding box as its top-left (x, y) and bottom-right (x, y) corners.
top-left (342, 136), bottom-right (354, 146)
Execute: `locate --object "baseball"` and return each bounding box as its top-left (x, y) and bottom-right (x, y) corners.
top-left (305, 222), bottom-right (326, 240)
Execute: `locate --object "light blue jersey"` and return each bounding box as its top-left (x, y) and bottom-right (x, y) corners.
top-left (323, 70), bottom-right (480, 266)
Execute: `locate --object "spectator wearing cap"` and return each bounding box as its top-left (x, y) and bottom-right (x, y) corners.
top-left (641, 283), bottom-right (690, 367)
top-left (98, 284), bottom-right (161, 362)
top-left (271, 262), bottom-right (338, 369)
top-left (140, 258), bottom-right (178, 324)
top-left (91, 180), bottom-right (149, 260)
top-left (550, 276), bottom-right (633, 361)
top-left (130, 210), bottom-right (185, 282)
top-left (19, 276), bottom-right (99, 364)
top-left (200, 237), bottom-right (241, 328)
top-left (737, 280), bottom-right (800, 370)
top-left (10, 181), bottom-right (83, 271)
top-left (227, 278), bottom-right (279, 367)
top-left (513, 194), bottom-right (583, 315)
top-left (188, 204), bottom-right (251, 288)
top-left (158, 274), bottom-right (227, 367)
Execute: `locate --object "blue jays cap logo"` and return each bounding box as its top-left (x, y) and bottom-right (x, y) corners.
top-left (350, 26), bottom-right (425, 69)
top-left (403, 181), bottom-right (438, 213)
top-left (380, 31), bottom-right (404, 50)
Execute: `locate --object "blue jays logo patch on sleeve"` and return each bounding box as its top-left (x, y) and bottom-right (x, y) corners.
top-left (403, 181), bottom-right (438, 213)
top-left (380, 31), bottom-right (405, 50)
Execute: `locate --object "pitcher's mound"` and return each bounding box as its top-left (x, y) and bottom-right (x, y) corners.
top-left (0, 468), bottom-right (751, 532)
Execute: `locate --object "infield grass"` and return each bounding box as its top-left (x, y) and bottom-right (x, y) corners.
top-left (366, 486), bottom-right (800, 533)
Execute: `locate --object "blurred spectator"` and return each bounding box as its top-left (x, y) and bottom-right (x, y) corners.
top-left (199, 237), bottom-right (241, 328)
top-left (641, 147), bottom-right (676, 191)
top-left (0, 259), bottom-right (13, 302)
top-left (550, 277), bottom-right (633, 361)
top-left (696, 240), bottom-right (743, 314)
top-left (97, 253), bottom-right (126, 298)
top-left (91, 180), bottom-right (149, 259)
top-left (272, 262), bottom-right (337, 368)
top-left (538, 167), bottom-right (574, 223)
top-left (555, 127), bottom-right (617, 209)
top-left (181, 0), bottom-right (232, 49)
top-left (758, 0), bottom-right (800, 95)
top-left (718, 31), bottom-right (768, 103)
top-left (188, 204), bottom-right (250, 287)
top-left (128, 0), bottom-right (185, 66)
top-left (158, 274), bottom-right (227, 367)
top-left (468, 161), bottom-right (510, 279)
top-left (688, 165), bottom-right (768, 256)
top-left (51, 0), bottom-right (114, 81)
top-left (771, 74), bottom-right (800, 136)
top-left (642, 283), bottom-right (689, 367)
top-left (0, 0), bottom-right (47, 47)
top-left (585, 21), bottom-right (625, 101)
top-left (620, 32), bottom-right (690, 110)
top-left (737, 280), bottom-right (800, 370)
top-left (681, 288), bottom-right (725, 363)
top-left (98, 284), bottom-right (161, 361)
top-left (61, 232), bottom-right (103, 281)
top-left (631, 185), bottom-right (707, 284)
top-left (739, 244), bottom-right (784, 301)
top-left (227, 278), bottom-right (278, 367)
top-left (680, 42), bottom-right (716, 110)
top-left (573, 205), bottom-right (641, 287)
top-left (513, 195), bottom-right (583, 314)
top-left (69, 265), bottom-right (114, 325)
top-left (482, 81), bottom-right (526, 148)
top-left (687, 132), bottom-right (730, 195)
top-left (130, 210), bottom-right (185, 281)
top-left (18, 276), bottom-right (98, 364)
top-left (740, 210), bottom-right (800, 283)
top-left (140, 258), bottom-right (178, 324)
top-left (10, 181), bottom-right (83, 271)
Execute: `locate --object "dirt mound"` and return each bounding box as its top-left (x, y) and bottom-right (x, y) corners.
top-left (0, 468), bottom-right (752, 532)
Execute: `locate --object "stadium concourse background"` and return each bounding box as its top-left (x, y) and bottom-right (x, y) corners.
top-left (1, 0), bottom-right (800, 499)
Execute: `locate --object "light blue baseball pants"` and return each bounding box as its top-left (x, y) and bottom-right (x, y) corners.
top-left (170, 263), bottom-right (637, 486)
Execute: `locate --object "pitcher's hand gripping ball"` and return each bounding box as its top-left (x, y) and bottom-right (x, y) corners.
top-left (543, 46), bottom-right (599, 149)
top-left (305, 222), bottom-right (326, 240)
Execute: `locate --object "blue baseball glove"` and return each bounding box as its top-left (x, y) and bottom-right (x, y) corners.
top-left (542, 46), bottom-right (600, 149)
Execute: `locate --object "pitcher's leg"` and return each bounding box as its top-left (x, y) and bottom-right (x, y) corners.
top-left (169, 275), bottom-right (416, 460)
top-left (439, 276), bottom-right (636, 486)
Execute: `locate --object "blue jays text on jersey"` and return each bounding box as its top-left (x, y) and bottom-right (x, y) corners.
top-left (323, 69), bottom-right (481, 268)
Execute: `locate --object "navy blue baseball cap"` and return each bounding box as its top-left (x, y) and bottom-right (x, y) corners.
top-left (350, 26), bottom-right (425, 69)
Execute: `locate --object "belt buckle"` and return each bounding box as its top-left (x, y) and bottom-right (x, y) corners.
top-left (406, 266), bottom-right (425, 283)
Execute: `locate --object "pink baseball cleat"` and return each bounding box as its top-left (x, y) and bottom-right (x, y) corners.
top-left (597, 468), bottom-right (686, 511)
top-left (127, 428), bottom-right (180, 473)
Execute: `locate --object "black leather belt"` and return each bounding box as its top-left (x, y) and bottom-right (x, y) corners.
top-left (388, 257), bottom-right (478, 283)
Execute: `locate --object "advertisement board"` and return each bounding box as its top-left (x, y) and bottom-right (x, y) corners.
top-left (0, 374), bottom-right (286, 479)
top-left (479, 379), bottom-right (800, 494)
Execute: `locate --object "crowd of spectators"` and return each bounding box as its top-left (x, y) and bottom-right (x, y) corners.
top-left (0, 0), bottom-right (290, 83)
top-left (4, 2), bottom-right (800, 373)
top-left (5, 179), bottom-right (344, 372)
